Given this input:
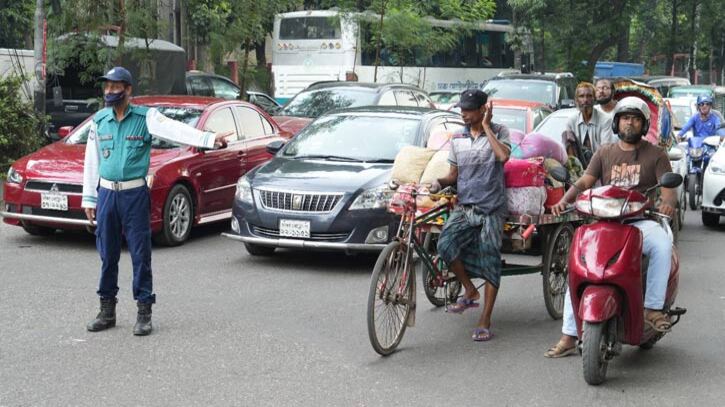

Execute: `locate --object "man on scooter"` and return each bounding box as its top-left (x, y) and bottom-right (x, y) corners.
top-left (677, 95), bottom-right (721, 140)
top-left (544, 97), bottom-right (678, 358)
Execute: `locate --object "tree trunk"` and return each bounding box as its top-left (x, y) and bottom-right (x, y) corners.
top-left (373, 0), bottom-right (387, 82)
top-left (255, 42), bottom-right (266, 68)
top-left (240, 39), bottom-right (251, 97)
top-left (666, 0), bottom-right (678, 75)
top-left (688, 0), bottom-right (700, 83)
top-left (115, 0), bottom-right (126, 65)
top-left (33, 0), bottom-right (45, 117)
top-left (616, 14), bottom-right (631, 61)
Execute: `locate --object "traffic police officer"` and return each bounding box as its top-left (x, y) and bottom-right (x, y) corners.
top-left (82, 67), bottom-right (229, 335)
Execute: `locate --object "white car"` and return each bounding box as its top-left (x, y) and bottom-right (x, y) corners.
top-left (667, 97), bottom-right (697, 140)
top-left (702, 138), bottom-right (725, 226)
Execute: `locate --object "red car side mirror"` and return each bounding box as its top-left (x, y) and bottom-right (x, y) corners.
top-left (58, 126), bottom-right (74, 138)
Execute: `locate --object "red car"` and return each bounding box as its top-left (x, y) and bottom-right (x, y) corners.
top-left (2, 96), bottom-right (285, 245)
top-left (490, 99), bottom-right (554, 134)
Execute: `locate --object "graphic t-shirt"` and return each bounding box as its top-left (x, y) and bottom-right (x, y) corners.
top-left (585, 141), bottom-right (672, 196)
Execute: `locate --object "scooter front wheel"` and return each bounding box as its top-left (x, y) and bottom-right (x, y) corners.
top-left (687, 173), bottom-right (700, 210)
top-left (582, 321), bottom-right (609, 385)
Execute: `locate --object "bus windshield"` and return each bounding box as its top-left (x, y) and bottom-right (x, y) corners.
top-left (279, 16), bottom-right (341, 40)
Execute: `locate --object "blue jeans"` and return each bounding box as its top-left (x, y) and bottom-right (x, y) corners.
top-left (95, 185), bottom-right (155, 304)
top-left (562, 220), bottom-right (672, 336)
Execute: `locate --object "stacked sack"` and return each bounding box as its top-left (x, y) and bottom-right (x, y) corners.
top-left (505, 131), bottom-right (568, 215)
top-left (389, 146), bottom-right (453, 214)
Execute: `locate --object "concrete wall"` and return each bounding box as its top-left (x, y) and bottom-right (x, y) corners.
top-left (0, 48), bottom-right (34, 79)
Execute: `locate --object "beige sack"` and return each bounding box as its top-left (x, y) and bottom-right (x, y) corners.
top-left (390, 146), bottom-right (436, 184)
top-left (420, 150), bottom-right (451, 185)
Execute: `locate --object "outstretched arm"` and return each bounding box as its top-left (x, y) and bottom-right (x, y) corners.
top-left (146, 108), bottom-right (230, 149)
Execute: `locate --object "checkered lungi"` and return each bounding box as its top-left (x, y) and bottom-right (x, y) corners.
top-left (436, 206), bottom-right (504, 288)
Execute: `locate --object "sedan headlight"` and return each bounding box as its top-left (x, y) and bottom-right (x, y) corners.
top-left (710, 165), bottom-right (725, 175)
top-left (235, 176), bottom-right (253, 204)
top-left (689, 147), bottom-right (703, 159)
top-left (349, 185), bottom-right (393, 210)
top-left (7, 167), bottom-right (23, 184)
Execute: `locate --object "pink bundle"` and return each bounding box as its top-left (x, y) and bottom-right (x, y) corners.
top-left (504, 157), bottom-right (546, 187)
top-left (510, 132), bottom-right (567, 165)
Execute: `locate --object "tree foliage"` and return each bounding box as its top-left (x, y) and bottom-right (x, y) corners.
top-left (0, 0), bottom-right (34, 49)
top-left (0, 75), bottom-right (45, 175)
top-left (508, 0), bottom-right (724, 82)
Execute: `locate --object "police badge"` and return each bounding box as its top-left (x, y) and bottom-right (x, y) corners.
top-left (103, 149), bottom-right (111, 158)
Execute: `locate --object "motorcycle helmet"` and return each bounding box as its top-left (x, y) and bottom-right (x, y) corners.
top-left (611, 96), bottom-right (650, 136)
top-left (696, 95), bottom-right (713, 105)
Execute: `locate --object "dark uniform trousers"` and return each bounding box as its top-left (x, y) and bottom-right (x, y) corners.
top-left (95, 184), bottom-right (155, 304)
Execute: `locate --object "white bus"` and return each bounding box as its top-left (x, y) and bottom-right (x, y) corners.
top-left (271, 10), bottom-right (531, 103)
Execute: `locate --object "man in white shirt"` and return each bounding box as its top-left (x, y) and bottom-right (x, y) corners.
top-left (594, 78), bottom-right (618, 115)
top-left (565, 82), bottom-right (616, 166)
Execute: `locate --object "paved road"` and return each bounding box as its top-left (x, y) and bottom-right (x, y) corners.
top-left (1, 211), bottom-right (724, 407)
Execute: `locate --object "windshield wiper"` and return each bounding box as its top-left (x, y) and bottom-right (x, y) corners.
top-left (362, 158), bottom-right (395, 163)
top-left (291, 154), bottom-right (362, 162)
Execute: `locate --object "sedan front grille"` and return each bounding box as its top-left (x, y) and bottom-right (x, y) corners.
top-left (250, 225), bottom-right (349, 242)
top-left (25, 181), bottom-right (83, 194)
top-left (258, 190), bottom-right (343, 213)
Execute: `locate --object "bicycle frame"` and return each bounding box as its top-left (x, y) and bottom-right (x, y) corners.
top-left (390, 188), bottom-right (454, 302)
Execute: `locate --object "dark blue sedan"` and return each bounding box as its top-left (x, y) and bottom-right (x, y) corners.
top-left (222, 106), bottom-right (463, 255)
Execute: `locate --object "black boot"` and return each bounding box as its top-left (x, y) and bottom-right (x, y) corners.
top-left (133, 302), bottom-right (153, 336)
top-left (87, 297), bottom-right (117, 332)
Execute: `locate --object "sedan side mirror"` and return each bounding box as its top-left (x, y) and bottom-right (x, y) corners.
top-left (659, 172), bottom-right (683, 189)
top-left (57, 126), bottom-right (74, 138)
top-left (266, 140), bottom-right (286, 155)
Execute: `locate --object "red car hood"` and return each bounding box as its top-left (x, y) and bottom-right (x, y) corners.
top-left (272, 115), bottom-right (312, 136)
top-left (18, 141), bottom-right (184, 182)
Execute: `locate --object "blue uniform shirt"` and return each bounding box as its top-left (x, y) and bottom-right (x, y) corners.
top-left (94, 105), bottom-right (153, 182)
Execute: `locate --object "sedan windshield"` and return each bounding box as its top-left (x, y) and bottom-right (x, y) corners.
top-left (534, 113), bottom-right (570, 146)
top-left (282, 115), bottom-right (420, 161)
top-left (65, 106), bottom-right (203, 149)
top-left (484, 80), bottom-right (555, 106)
top-left (279, 88), bottom-right (378, 118)
top-left (492, 107), bottom-right (526, 132)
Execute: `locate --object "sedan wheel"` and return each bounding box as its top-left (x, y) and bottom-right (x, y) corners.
top-left (154, 184), bottom-right (193, 246)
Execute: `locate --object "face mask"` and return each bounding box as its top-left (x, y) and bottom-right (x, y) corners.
top-left (104, 90), bottom-right (126, 106)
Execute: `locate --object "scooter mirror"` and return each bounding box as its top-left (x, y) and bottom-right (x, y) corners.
top-left (548, 165), bottom-right (569, 183)
top-left (659, 172), bottom-right (683, 189)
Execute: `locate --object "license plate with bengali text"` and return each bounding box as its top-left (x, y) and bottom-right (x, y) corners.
top-left (41, 192), bottom-right (68, 211)
top-left (279, 219), bottom-right (310, 238)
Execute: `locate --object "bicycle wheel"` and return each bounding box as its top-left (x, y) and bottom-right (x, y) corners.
top-left (542, 223), bottom-right (574, 320)
top-left (367, 241), bottom-right (414, 356)
top-left (417, 232), bottom-right (461, 307)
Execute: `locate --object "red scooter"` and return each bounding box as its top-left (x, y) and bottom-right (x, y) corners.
top-left (567, 172), bottom-right (686, 385)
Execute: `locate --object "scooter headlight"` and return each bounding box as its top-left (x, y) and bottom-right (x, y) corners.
top-left (689, 147), bottom-right (703, 158)
top-left (575, 197), bottom-right (646, 218)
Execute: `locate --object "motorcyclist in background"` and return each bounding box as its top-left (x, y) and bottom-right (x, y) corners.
top-left (677, 95), bottom-right (722, 141)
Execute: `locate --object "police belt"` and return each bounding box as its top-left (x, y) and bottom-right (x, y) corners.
top-left (99, 178), bottom-right (146, 191)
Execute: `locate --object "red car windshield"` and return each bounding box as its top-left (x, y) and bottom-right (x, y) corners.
top-left (65, 106), bottom-right (203, 149)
